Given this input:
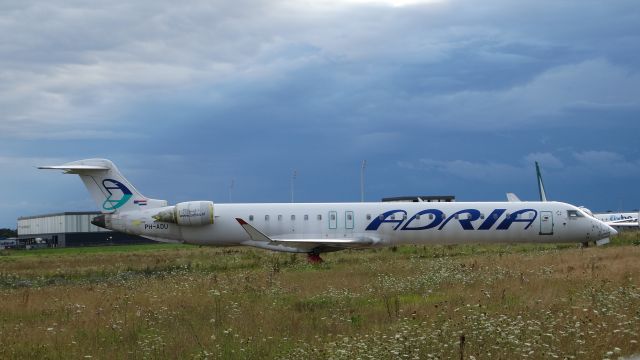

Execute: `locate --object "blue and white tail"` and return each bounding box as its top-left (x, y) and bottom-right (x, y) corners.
top-left (39, 158), bottom-right (167, 213)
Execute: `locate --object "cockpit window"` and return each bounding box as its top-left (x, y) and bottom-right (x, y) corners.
top-left (567, 210), bottom-right (584, 218)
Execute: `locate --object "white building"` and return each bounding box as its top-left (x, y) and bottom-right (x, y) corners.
top-left (17, 212), bottom-right (153, 247)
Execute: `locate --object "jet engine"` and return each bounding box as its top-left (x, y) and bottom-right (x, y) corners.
top-left (153, 201), bottom-right (214, 226)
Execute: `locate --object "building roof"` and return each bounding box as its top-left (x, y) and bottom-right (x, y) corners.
top-left (381, 195), bottom-right (455, 202)
top-left (18, 211), bottom-right (102, 220)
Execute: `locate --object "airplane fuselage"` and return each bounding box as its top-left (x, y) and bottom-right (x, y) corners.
top-left (102, 201), bottom-right (611, 253)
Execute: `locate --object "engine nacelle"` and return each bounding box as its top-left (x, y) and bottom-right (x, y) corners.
top-left (153, 201), bottom-right (214, 226)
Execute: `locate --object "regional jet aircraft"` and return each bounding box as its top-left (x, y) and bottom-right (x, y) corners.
top-left (40, 159), bottom-right (617, 262)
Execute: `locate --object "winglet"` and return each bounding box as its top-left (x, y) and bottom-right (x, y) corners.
top-left (506, 193), bottom-right (521, 202)
top-left (235, 218), bottom-right (272, 242)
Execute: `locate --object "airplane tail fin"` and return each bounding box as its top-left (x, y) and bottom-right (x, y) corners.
top-left (535, 161), bottom-right (548, 202)
top-left (39, 158), bottom-right (167, 213)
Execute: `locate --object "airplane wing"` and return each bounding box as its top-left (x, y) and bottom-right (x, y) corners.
top-left (235, 218), bottom-right (378, 251)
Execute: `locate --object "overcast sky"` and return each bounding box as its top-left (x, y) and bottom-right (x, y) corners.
top-left (1, 0), bottom-right (639, 228)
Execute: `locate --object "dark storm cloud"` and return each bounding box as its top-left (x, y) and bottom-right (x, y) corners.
top-left (1, 0), bottom-right (639, 226)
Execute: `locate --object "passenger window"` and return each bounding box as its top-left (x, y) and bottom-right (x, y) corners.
top-left (416, 214), bottom-right (421, 220)
top-left (265, 215), bottom-right (270, 221)
top-left (278, 215), bottom-right (282, 221)
top-left (480, 213), bottom-right (485, 219)
top-left (390, 215), bottom-right (395, 220)
top-left (249, 215), bottom-right (254, 221)
top-left (304, 215), bottom-right (309, 221)
top-left (429, 214), bottom-right (434, 220)
top-left (317, 214), bottom-right (322, 220)
top-left (366, 214), bottom-right (371, 220)
top-left (379, 215), bottom-right (384, 220)
top-left (291, 215), bottom-right (295, 220)
top-left (347, 214), bottom-right (352, 221)
top-left (331, 214), bottom-right (336, 220)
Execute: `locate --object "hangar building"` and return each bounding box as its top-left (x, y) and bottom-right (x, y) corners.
top-left (17, 212), bottom-right (155, 247)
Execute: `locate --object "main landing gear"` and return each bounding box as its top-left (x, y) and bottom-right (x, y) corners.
top-left (307, 252), bottom-right (323, 264)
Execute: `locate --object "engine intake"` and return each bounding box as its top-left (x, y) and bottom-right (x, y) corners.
top-left (153, 201), bottom-right (214, 226)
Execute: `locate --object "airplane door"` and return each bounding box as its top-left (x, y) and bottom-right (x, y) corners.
top-left (345, 211), bottom-right (354, 230)
top-left (539, 211), bottom-right (553, 235)
top-left (329, 211), bottom-right (338, 230)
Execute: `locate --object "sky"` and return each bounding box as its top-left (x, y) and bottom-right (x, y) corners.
top-left (1, 0), bottom-right (639, 228)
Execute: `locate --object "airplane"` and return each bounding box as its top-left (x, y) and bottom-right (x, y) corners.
top-left (592, 211), bottom-right (639, 228)
top-left (40, 159), bottom-right (618, 262)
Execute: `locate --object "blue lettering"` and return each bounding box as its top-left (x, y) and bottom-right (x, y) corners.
top-left (401, 209), bottom-right (444, 230)
top-left (365, 208), bottom-right (540, 232)
top-left (438, 209), bottom-right (481, 230)
top-left (496, 209), bottom-right (537, 230)
top-left (478, 209), bottom-right (507, 230)
top-left (365, 210), bottom-right (407, 231)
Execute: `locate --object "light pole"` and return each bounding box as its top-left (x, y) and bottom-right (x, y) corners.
top-left (361, 160), bottom-right (367, 202)
top-left (291, 170), bottom-right (297, 203)
top-left (228, 179), bottom-right (235, 203)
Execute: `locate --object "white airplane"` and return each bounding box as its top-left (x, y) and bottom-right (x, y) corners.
top-left (592, 211), bottom-right (639, 228)
top-left (40, 159), bottom-right (617, 262)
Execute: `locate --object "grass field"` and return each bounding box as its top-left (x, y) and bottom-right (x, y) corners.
top-left (0, 231), bottom-right (639, 359)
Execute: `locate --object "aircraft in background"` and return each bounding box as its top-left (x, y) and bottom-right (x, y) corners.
top-left (592, 211), bottom-right (639, 228)
top-left (41, 159), bottom-right (617, 262)
top-left (509, 162), bottom-right (638, 230)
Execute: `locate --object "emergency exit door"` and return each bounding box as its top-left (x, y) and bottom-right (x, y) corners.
top-left (539, 211), bottom-right (554, 235)
top-left (329, 211), bottom-right (337, 229)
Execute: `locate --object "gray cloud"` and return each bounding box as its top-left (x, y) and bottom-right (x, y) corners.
top-left (1, 0), bottom-right (639, 226)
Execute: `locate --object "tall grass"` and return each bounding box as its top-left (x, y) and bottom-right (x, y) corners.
top-left (0, 231), bottom-right (639, 359)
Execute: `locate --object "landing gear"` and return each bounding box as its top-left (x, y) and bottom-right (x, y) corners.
top-left (307, 252), bottom-right (323, 264)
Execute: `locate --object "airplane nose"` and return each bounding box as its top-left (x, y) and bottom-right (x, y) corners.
top-left (608, 225), bottom-right (618, 237)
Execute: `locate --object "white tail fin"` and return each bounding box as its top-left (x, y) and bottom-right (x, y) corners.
top-left (39, 158), bottom-right (167, 213)
top-left (535, 161), bottom-right (548, 202)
